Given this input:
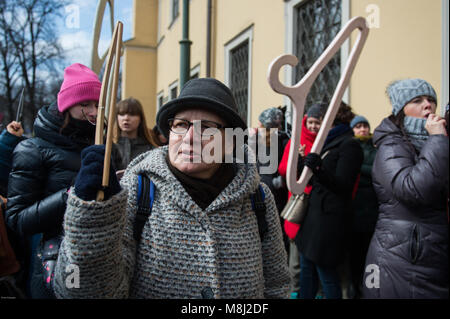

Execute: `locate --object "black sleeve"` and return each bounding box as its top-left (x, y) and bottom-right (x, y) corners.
top-left (5, 140), bottom-right (68, 237)
top-left (314, 139), bottom-right (363, 195)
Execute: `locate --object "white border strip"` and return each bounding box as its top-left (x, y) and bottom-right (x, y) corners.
top-left (442, 0), bottom-right (449, 114)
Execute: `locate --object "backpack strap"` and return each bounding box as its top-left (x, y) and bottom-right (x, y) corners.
top-left (133, 174), bottom-right (155, 242)
top-left (250, 184), bottom-right (268, 241)
top-left (134, 178), bottom-right (267, 243)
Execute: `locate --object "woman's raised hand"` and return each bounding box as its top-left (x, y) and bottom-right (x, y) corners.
top-left (425, 114), bottom-right (447, 136)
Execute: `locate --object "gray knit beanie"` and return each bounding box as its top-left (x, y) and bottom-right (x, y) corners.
top-left (387, 79), bottom-right (437, 116)
top-left (306, 102), bottom-right (327, 119)
top-left (258, 107), bottom-right (283, 129)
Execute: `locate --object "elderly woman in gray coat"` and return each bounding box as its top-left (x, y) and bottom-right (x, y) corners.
top-left (53, 78), bottom-right (290, 299)
top-left (363, 79), bottom-right (448, 299)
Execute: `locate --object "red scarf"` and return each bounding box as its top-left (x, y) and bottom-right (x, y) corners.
top-left (278, 115), bottom-right (317, 197)
top-left (278, 116), bottom-right (318, 239)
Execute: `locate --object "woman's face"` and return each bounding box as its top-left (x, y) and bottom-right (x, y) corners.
top-left (168, 108), bottom-right (227, 179)
top-left (403, 95), bottom-right (437, 119)
top-left (306, 116), bottom-right (322, 133)
top-left (353, 122), bottom-right (370, 136)
top-left (117, 113), bottom-right (141, 135)
top-left (68, 101), bottom-right (98, 124)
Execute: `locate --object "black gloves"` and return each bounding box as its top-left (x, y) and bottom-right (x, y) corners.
top-left (74, 145), bottom-right (121, 201)
top-left (304, 152), bottom-right (322, 174)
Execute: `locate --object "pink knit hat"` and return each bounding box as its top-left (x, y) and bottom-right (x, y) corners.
top-left (57, 63), bottom-right (102, 113)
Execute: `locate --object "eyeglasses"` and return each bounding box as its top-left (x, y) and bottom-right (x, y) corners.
top-left (168, 118), bottom-right (224, 136)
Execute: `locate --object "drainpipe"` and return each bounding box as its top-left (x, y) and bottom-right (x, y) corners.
top-left (179, 0), bottom-right (192, 89)
top-left (206, 0), bottom-right (212, 77)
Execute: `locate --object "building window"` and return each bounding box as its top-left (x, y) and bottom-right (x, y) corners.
top-left (294, 0), bottom-right (341, 108)
top-left (225, 27), bottom-right (253, 125)
top-left (157, 91), bottom-right (164, 110)
top-left (190, 64), bottom-right (200, 80)
top-left (171, 0), bottom-right (179, 23)
top-left (169, 81), bottom-right (178, 100)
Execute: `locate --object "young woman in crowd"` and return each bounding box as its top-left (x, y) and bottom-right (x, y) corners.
top-left (278, 102), bottom-right (327, 298)
top-left (113, 97), bottom-right (156, 178)
top-left (294, 102), bottom-right (363, 299)
top-left (363, 79), bottom-right (448, 299)
top-left (53, 78), bottom-right (290, 299)
top-left (348, 115), bottom-right (379, 298)
top-left (5, 63), bottom-right (101, 298)
top-left (255, 107), bottom-right (289, 216)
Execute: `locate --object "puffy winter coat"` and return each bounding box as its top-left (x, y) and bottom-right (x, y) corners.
top-left (53, 146), bottom-right (291, 299)
top-left (5, 103), bottom-right (95, 298)
top-left (362, 118), bottom-right (449, 299)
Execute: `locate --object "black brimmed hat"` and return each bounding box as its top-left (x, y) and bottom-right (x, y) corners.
top-left (156, 78), bottom-right (247, 138)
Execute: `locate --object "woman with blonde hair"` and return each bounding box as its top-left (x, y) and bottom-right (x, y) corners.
top-left (113, 97), bottom-right (156, 174)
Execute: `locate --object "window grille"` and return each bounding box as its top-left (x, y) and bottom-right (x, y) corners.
top-left (170, 86), bottom-right (178, 100)
top-left (295, 0), bottom-right (341, 109)
top-left (229, 40), bottom-right (249, 125)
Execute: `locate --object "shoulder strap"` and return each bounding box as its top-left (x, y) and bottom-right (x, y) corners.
top-left (250, 184), bottom-right (268, 241)
top-left (134, 178), bottom-right (268, 243)
top-left (133, 174), bottom-right (155, 242)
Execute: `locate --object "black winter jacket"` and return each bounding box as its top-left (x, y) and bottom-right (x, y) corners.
top-left (295, 128), bottom-right (363, 267)
top-left (6, 103), bottom-right (95, 240)
top-left (362, 118), bottom-right (449, 299)
top-left (351, 137), bottom-right (379, 233)
top-left (5, 103), bottom-right (96, 298)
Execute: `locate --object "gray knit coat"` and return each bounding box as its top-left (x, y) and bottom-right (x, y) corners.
top-left (53, 146), bottom-right (290, 299)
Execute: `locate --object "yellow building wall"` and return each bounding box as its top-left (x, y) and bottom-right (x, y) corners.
top-left (155, 0), bottom-right (285, 127)
top-left (349, 0), bottom-right (443, 129)
top-left (156, 0), bottom-right (182, 98)
top-left (214, 0), bottom-right (285, 127)
top-left (189, 0), bottom-right (207, 77)
top-left (123, 0), bottom-right (445, 131)
top-left (122, 0), bottom-right (158, 126)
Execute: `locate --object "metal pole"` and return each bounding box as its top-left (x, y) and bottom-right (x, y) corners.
top-left (179, 0), bottom-right (192, 89)
top-left (206, 0), bottom-right (212, 77)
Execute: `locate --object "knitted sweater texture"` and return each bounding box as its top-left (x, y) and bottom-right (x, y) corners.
top-left (54, 146), bottom-right (290, 298)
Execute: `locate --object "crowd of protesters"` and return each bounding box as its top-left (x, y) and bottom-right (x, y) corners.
top-left (0, 61), bottom-right (448, 299)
